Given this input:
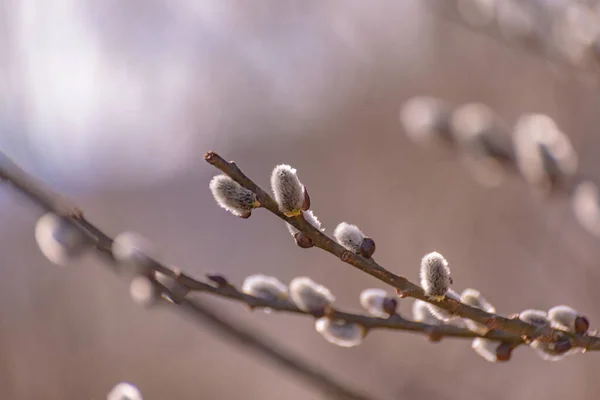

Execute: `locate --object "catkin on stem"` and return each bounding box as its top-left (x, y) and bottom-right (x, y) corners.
top-left (315, 318), bottom-right (365, 348)
top-left (333, 222), bottom-right (376, 258)
top-left (359, 288), bottom-right (397, 318)
top-left (271, 165), bottom-right (307, 217)
top-left (34, 212), bottom-right (88, 266)
top-left (242, 274), bottom-right (288, 301)
top-left (420, 251), bottom-right (452, 300)
top-left (289, 277), bottom-right (335, 314)
top-left (210, 174), bottom-right (259, 218)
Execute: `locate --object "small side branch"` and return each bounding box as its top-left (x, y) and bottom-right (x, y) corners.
top-left (204, 151), bottom-right (600, 351)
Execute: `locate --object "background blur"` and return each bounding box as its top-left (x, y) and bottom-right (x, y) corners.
top-left (2, 0), bottom-right (600, 399)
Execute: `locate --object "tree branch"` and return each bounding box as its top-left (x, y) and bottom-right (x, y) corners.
top-left (203, 151), bottom-right (600, 351)
top-left (0, 152), bottom-right (522, 344)
top-left (426, 0), bottom-right (600, 85)
top-left (0, 151), bottom-right (375, 400)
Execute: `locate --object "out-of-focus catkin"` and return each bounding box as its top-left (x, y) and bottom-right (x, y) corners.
top-left (242, 274), bottom-right (288, 301)
top-left (460, 289), bottom-right (496, 334)
top-left (34, 212), bottom-right (88, 266)
top-left (359, 288), bottom-right (397, 318)
top-left (289, 277), bottom-right (335, 314)
top-left (315, 317), bottom-right (365, 348)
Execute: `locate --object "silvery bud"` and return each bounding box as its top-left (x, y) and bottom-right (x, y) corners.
top-left (359, 288), bottom-right (397, 318)
top-left (518, 309), bottom-right (550, 327)
top-left (271, 165), bottom-right (308, 217)
top-left (333, 222), bottom-right (376, 258)
top-left (530, 339), bottom-right (573, 362)
top-left (289, 277), bottom-right (335, 314)
top-left (420, 251), bottom-right (452, 300)
top-left (129, 275), bottom-right (160, 308)
top-left (519, 309), bottom-right (572, 361)
top-left (209, 174), bottom-right (259, 218)
top-left (287, 210), bottom-right (323, 248)
top-left (107, 382), bottom-right (143, 400)
top-left (412, 299), bottom-right (442, 325)
top-left (472, 338), bottom-right (512, 362)
top-left (548, 305), bottom-right (589, 334)
top-left (572, 181), bottom-right (600, 238)
top-left (315, 317), bottom-right (365, 348)
top-left (34, 212), bottom-right (88, 266)
top-left (460, 289), bottom-right (496, 335)
top-left (242, 274), bottom-right (288, 301)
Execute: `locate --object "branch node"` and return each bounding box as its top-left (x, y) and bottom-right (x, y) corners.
top-left (340, 250), bottom-right (354, 263)
top-left (204, 151), bottom-right (215, 162)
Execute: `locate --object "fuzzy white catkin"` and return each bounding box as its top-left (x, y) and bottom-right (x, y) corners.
top-left (333, 222), bottom-right (365, 254)
top-left (242, 274), bottom-right (288, 301)
top-left (287, 210), bottom-right (323, 236)
top-left (513, 113), bottom-right (578, 192)
top-left (412, 300), bottom-right (442, 325)
top-left (460, 289), bottom-right (496, 335)
top-left (518, 309), bottom-right (550, 327)
top-left (518, 309), bottom-right (570, 361)
top-left (315, 318), bottom-right (364, 348)
top-left (107, 382), bottom-right (143, 400)
top-left (209, 174), bottom-right (258, 218)
top-left (129, 275), bottom-right (160, 308)
top-left (530, 340), bottom-right (569, 362)
top-left (289, 277), bottom-right (335, 312)
top-left (359, 288), bottom-right (391, 318)
top-left (420, 251), bottom-right (452, 299)
top-left (472, 338), bottom-right (499, 363)
top-left (34, 212), bottom-right (87, 266)
top-left (572, 181), bottom-right (600, 238)
top-left (426, 288), bottom-right (460, 321)
top-left (271, 164), bottom-right (305, 217)
top-left (547, 305), bottom-right (579, 331)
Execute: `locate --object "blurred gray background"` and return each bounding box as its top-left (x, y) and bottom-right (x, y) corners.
top-left (2, 0), bottom-right (600, 399)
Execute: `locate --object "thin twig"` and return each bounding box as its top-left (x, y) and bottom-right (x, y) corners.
top-left (203, 151), bottom-right (600, 351)
top-left (0, 152), bottom-right (522, 344)
top-left (0, 152), bottom-right (375, 400)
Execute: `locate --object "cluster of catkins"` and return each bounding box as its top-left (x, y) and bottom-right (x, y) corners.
top-left (452, 0), bottom-right (600, 68)
top-left (418, 251), bottom-right (590, 362)
top-left (32, 161), bottom-right (593, 363)
top-left (34, 213), bottom-right (188, 307)
top-left (399, 97), bottom-right (600, 239)
top-left (210, 163), bottom-right (376, 257)
top-left (207, 163), bottom-right (592, 361)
